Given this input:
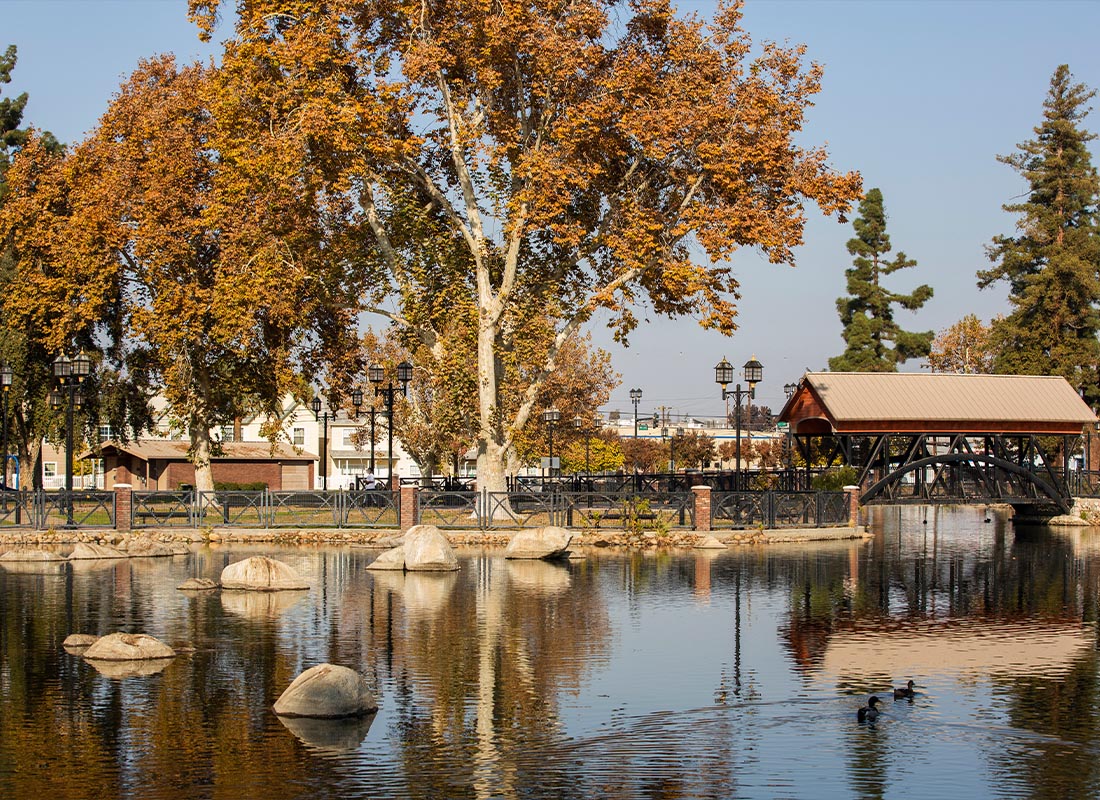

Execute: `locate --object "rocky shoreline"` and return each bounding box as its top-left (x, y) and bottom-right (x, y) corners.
top-left (0, 525), bottom-right (871, 549)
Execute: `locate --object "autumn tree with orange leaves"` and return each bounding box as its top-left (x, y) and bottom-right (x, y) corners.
top-left (2, 57), bottom-right (365, 492)
top-left (190, 0), bottom-right (861, 492)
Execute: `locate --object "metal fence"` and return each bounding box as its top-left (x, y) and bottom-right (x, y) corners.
top-left (712, 491), bottom-right (849, 529)
top-left (0, 490), bottom-right (115, 529)
top-left (418, 489), bottom-right (695, 531)
top-left (1, 487), bottom-right (846, 532)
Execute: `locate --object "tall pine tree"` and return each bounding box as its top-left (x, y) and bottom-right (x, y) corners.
top-left (829, 188), bottom-right (933, 371)
top-left (978, 64), bottom-right (1100, 404)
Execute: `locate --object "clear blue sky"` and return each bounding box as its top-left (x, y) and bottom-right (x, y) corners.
top-left (5, 1), bottom-right (1100, 420)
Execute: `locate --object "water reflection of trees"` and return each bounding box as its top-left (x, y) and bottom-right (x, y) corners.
top-left (771, 507), bottom-right (1100, 799)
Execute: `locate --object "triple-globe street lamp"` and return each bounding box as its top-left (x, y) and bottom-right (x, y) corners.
top-left (715, 356), bottom-right (763, 491)
top-left (369, 361), bottom-right (413, 487)
top-left (311, 389), bottom-right (363, 491)
top-left (49, 352), bottom-right (93, 526)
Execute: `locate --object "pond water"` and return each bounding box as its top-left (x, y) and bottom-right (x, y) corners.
top-left (2, 506), bottom-right (1100, 799)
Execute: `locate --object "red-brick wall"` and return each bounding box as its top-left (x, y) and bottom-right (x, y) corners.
top-left (162, 461), bottom-right (285, 489)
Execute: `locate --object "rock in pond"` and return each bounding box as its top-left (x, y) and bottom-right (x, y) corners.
top-left (63, 633), bottom-right (100, 651)
top-left (219, 556), bottom-right (309, 591)
top-left (82, 632), bottom-right (176, 661)
top-left (273, 663), bottom-right (378, 718)
top-left (86, 658), bottom-right (173, 680)
top-left (0, 548), bottom-right (66, 562)
top-left (403, 525), bottom-right (459, 572)
top-left (504, 526), bottom-right (573, 560)
top-left (121, 537), bottom-right (177, 558)
top-left (69, 543), bottom-right (128, 560)
top-left (177, 577), bottom-right (219, 591)
top-left (366, 545), bottom-right (406, 571)
top-left (694, 535), bottom-right (728, 550)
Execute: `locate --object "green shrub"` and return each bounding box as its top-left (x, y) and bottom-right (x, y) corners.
top-left (213, 481), bottom-right (268, 491)
top-left (811, 466), bottom-right (859, 492)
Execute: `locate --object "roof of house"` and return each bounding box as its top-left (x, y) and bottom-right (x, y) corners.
top-left (87, 439), bottom-right (314, 461)
top-left (779, 372), bottom-right (1096, 434)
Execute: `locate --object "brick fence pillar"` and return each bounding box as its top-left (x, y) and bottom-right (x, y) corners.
top-left (691, 485), bottom-right (712, 532)
top-left (843, 485), bottom-right (860, 528)
top-left (115, 483), bottom-right (132, 532)
top-left (399, 484), bottom-right (418, 532)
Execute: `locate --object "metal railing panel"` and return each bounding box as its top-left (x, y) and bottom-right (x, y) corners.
top-left (40, 490), bottom-right (115, 529)
top-left (712, 492), bottom-right (769, 529)
top-left (268, 491), bottom-right (343, 527)
top-left (483, 491), bottom-right (559, 529)
top-left (194, 490), bottom-right (267, 527)
top-left (417, 490), bottom-right (479, 529)
top-left (132, 491), bottom-right (195, 528)
top-left (344, 490), bottom-right (400, 528)
top-left (557, 491), bottom-right (694, 530)
top-left (0, 490), bottom-right (35, 528)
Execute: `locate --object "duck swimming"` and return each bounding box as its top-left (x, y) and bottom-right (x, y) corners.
top-left (857, 695), bottom-right (881, 723)
top-left (894, 680), bottom-right (916, 700)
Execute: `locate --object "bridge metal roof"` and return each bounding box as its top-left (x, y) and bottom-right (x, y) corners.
top-left (779, 372), bottom-right (1097, 435)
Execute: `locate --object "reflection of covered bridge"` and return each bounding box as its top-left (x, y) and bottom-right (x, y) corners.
top-left (778, 373), bottom-right (1097, 514)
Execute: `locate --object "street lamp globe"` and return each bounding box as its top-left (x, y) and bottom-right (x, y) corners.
top-left (310, 396), bottom-right (322, 415)
top-left (541, 407), bottom-right (561, 424)
top-left (714, 357), bottom-right (734, 388)
top-left (396, 361), bottom-right (414, 384)
top-left (53, 354), bottom-right (71, 379)
top-left (72, 351), bottom-right (93, 380)
top-left (743, 356), bottom-right (763, 389)
top-left (368, 364), bottom-right (384, 385)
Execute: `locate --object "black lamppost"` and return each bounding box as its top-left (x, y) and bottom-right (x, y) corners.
top-left (541, 407), bottom-right (561, 477)
top-left (784, 381), bottom-right (798, 478)
top-left (630, 388), bottom-right (642, 438)
top-left (715, 356), bottom-right (763, 490)
top-left (369, 361), bottom-right (412, 487)
top-left (49, 351), bottom-right (92, 526)
top-left (1, 362), bottom-right (11, 494)
top-left (311, 389), bottom-right (363, 491)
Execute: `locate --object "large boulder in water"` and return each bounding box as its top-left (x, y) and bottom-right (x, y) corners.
top-left (504, 526), bottom-right (573, 560)
top-left (403, 525), bottom-right (458, 572)
top-left (273, 663), bottom-right (378, 718)
top-left (220, 556), bottom-right (309, 591)
top-left (82, 632), bottom-right (175, 661)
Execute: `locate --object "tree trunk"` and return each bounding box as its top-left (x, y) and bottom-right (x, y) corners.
top-left (190, 421), bottom-right (216, 494)
top-left (475, 317), bottom-right (509, 494)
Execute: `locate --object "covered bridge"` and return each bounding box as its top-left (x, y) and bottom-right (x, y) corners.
top-left (778, 372), bottom-right (1098, 513)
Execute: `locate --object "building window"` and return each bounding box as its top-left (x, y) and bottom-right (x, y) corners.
top-left (292, 427), bottom-right (305, 446)
top-left (44, 462), bottom-right (57, 479)
top-left (219, 426), bottom-right (235, 443)
top-left (98, 424), bottom-right (115, 442)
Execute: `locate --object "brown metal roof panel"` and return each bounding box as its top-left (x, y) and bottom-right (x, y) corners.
top-left (804, 373), bottom-right (1096, 424)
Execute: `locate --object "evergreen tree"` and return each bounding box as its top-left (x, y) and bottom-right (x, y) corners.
top-left (978, 64), bottom-right (1100, 403)
top-left (829, 188), bottom-right (934, 371)
top-left (0, 46), bottom-right (59, 197)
